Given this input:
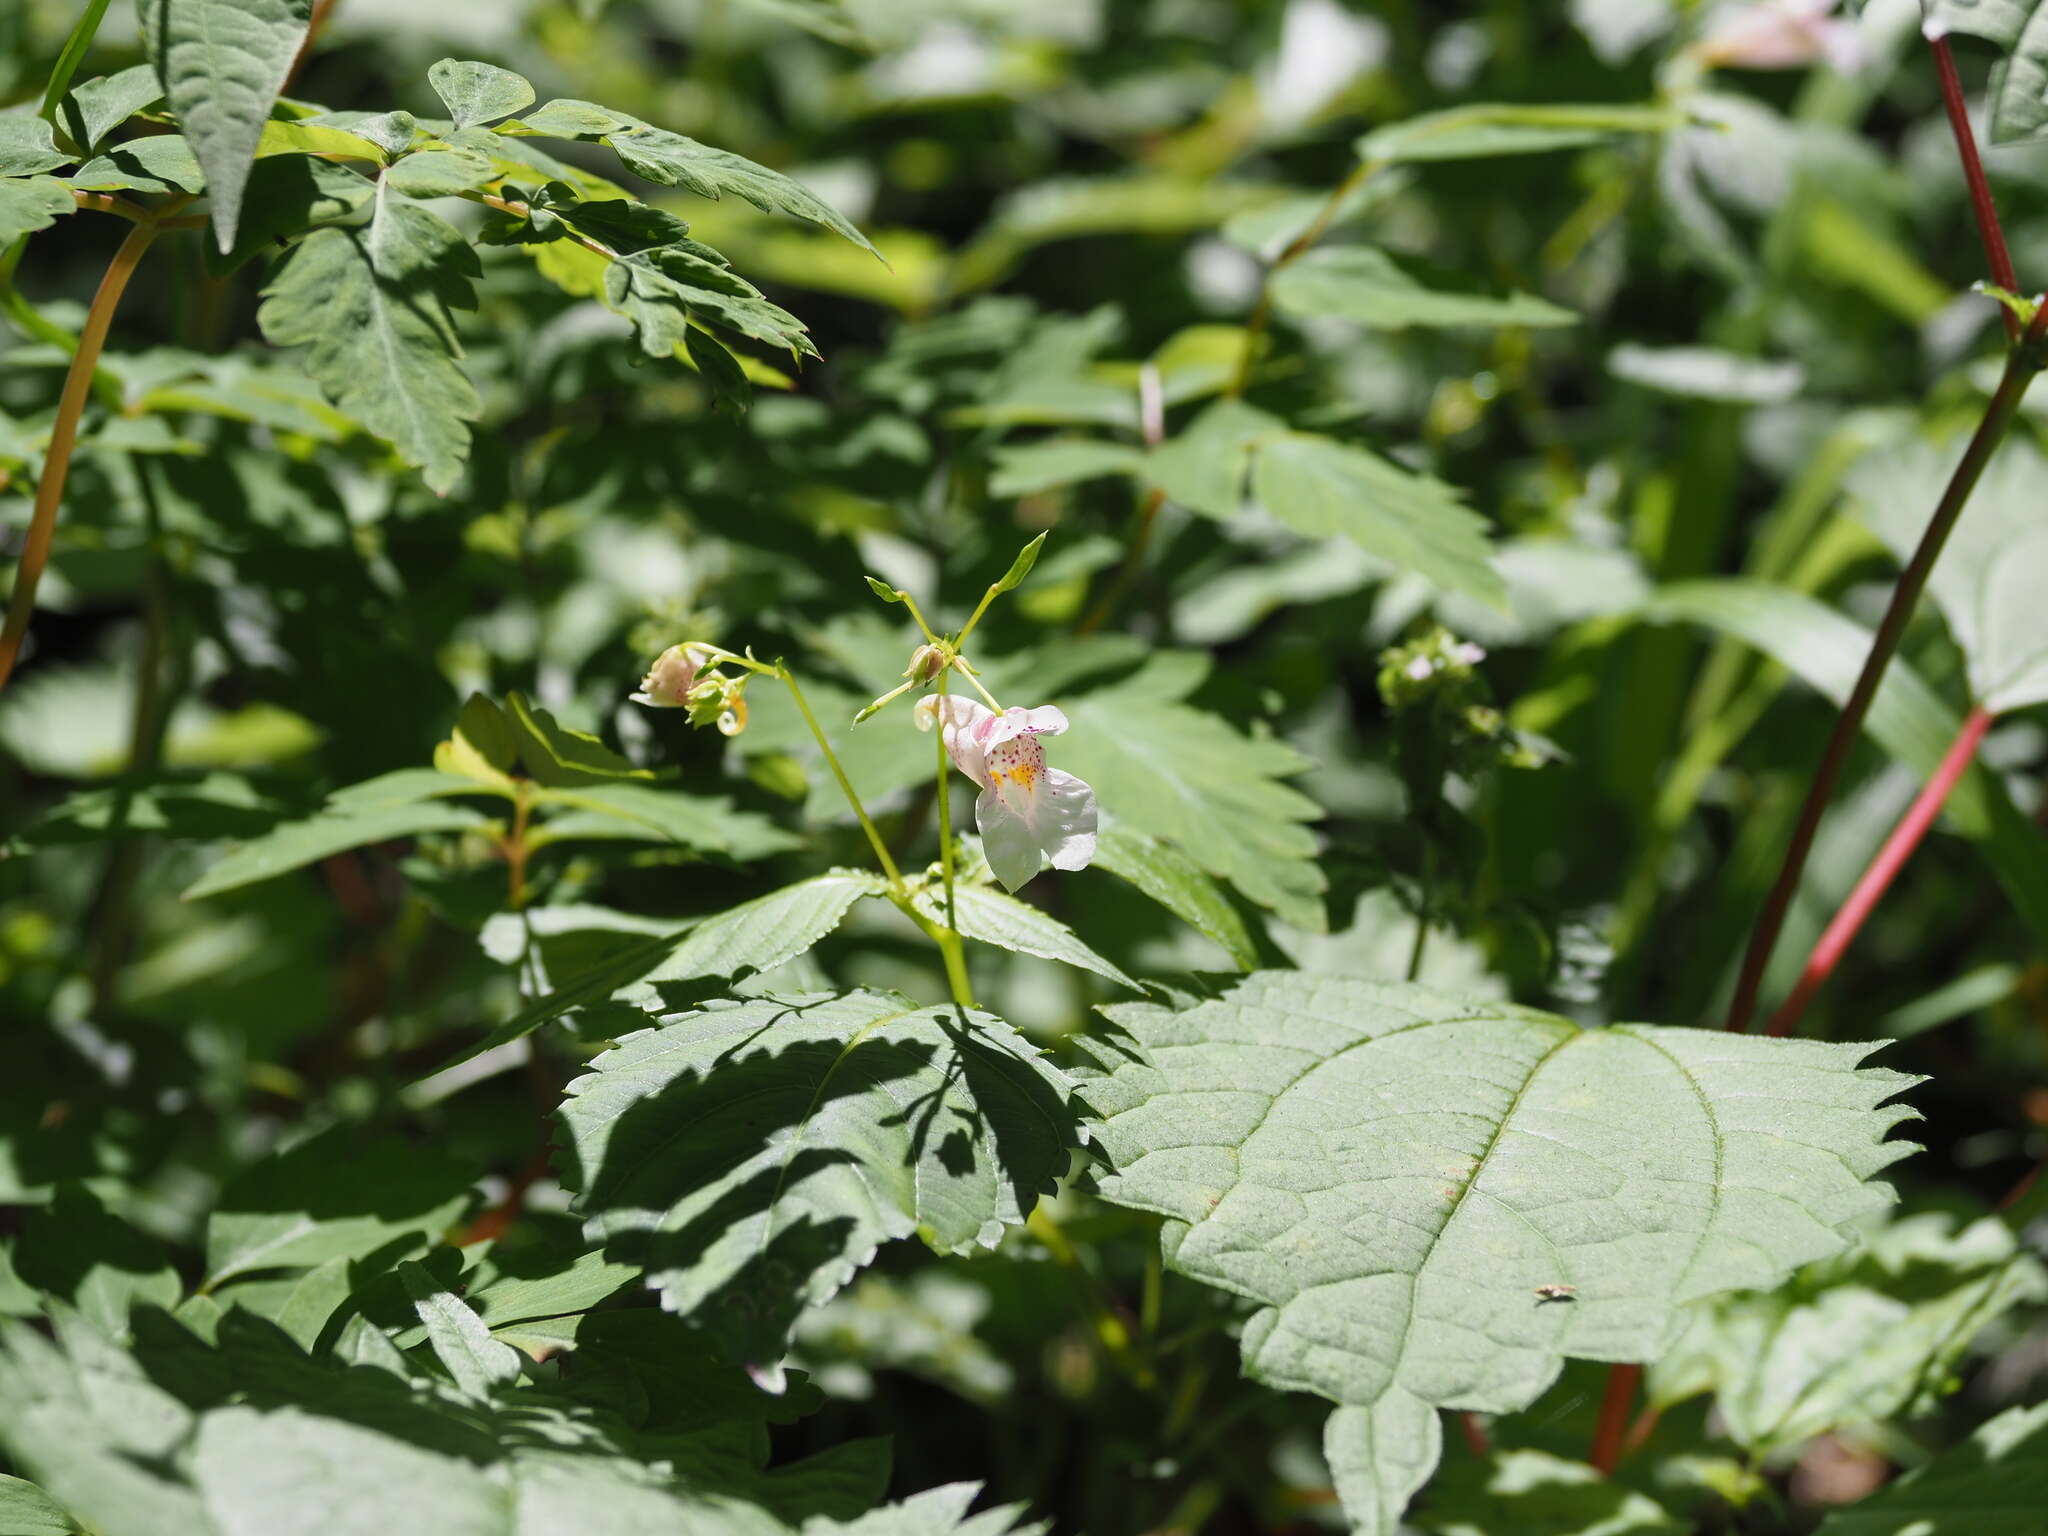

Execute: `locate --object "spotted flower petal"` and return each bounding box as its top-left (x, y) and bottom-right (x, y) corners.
top-left (918, 696), bottom-right (1098, 891)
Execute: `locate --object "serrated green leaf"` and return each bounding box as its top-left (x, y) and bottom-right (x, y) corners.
top-left (68, 131), bottom-right (206, 193)
top-left (1271, 246), bottom-right (1576, 331)
top-left (605, 242), bottom-right (818, 359)
top-left (1089, 823), bottom-right (1256, 970)
top-left (0, 177), bottom-right (76, 246)
top-left (203, 154), bottom-right (373, 276)
top-left (511, 98), bottom-right (874, 255)
top-left (1055, 653), bottom-right (1325, 931)
top-left (257, 195), bottom-right (481, 492)
top-left (203, 1129), bottom-right (478, 1286)
top-left (1145, 402), bottom-right (1505, 609)
top-left (1847, 435), bottom-right (2048, 712)
top-left (912, 881), bottom-right (1137, 990)
top-left (427, 58), bottom-right (536, 132)
top-left (687, 326), bottom-right (753, 414)
top-left (181, 796), bottom-right (489, 899)
top-left (149, 0), bottom-right (313, 250)
top-left (398, 1261), bottom-right (523, 1399)
top-left (1355, 102), bottom-right (1676, 164)
top-left (1085, 973), bottom-right (1917, 1430)
top-left (1987, 5), bottom-right (2048, 143)
top-left (271, 1256), bottom-right (353, 1352)
top-left (1816, 1399), bottom-right (2048, 1535)
top-left (625, 870), bottom-right (887, 996)
top-left (1649, 1211), bottom-right (2047, 1452)
top-left (557, 990), bottom-right (1079, 1370)
top-left (1643, 579), bottom-right (2048, 950)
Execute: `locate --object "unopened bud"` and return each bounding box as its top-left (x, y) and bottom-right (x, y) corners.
top-left (905, 643), bottom-right (948, 683)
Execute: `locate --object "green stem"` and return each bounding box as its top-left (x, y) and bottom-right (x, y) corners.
top-left (931, 672), bottom-right (974, 1008)
top-left (777, 663), bottom-right (908, 892)
top-left (1405, 841), bottom-right (1434, 982)
top-left (1227, 159), bottom-right (1378, 399)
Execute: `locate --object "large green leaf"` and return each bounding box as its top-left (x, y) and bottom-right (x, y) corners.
top-left (1846, 435), bottom-right (2048, 712)
top-left (557, 990), bottom-right (1079, 1374)
top-left (509, 99), bottom-right (875, 255)
top-left (1085, 974), bottom-right (1917, 1520)
top-left (148, 0), bottom-right (314, 251)
top-left (1649, 1211), bottom-right (2046, 1453)
top-left (1056, 653), bottom-right (1326, 931)
top-left (1642, 579), bottom-right (2048, 948)
top-left (256, 193), bottom-right (481, 492)
top-left (1146, 401), bottom-right (1505, 609)
top-left (1270, 247), bottom-right (1576, 331)
top-left (1817, 1399), bottom-right (2048, 1535)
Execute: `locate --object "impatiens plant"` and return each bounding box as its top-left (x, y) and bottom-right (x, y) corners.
top-left (6, 2), bottom-right (2048, 1534)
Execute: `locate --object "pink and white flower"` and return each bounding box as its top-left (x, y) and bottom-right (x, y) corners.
top-left (917, 696), bottom-right (1097, 892)
top-left (1696, 0), bottom-right (1864, 74)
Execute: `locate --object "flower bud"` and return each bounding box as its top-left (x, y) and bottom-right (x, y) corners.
top-left (904, 643), bottom-right (948, 684)
top-left (637, 642), bottom-right (714, 708)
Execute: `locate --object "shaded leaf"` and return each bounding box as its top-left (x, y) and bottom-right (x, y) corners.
top-left (557, 990), bottom-right (1079, 1371)
top-left (1090, 823), bottom-right (1257, 970)
top-left (60, 65), bottom-right (163, 154)
top-left (1816, 1399), bottom-right (2048, 1534)
top-left (256, 195), bottom-right (481, 492)
top-left (0, 113), bottom-right (72, 176)
top-left (68, 132), bottom-right (205, 193)
top-left (398, 1261), bottom-right (523, 1399)
top-left (182, 796), bottom-right (489, 900)
top-left (1420, 1449), bottom-right (1680, 1536)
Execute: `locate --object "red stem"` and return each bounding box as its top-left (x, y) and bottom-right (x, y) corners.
top-left (1725, 312), bottom-right (2047, 1033)
top-left (1930, 35), bottom-right (2021, 343)
top-left (1764, 705), bottom-right (1995, 1037)
top-left (1457, 1411), bottom-right (1489, 1459)
top-left (1588, 1362), bottom-right (1640, 1475)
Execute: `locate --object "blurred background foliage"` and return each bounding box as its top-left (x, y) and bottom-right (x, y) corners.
top-left (5, 0), bottom-right (2048, 1530)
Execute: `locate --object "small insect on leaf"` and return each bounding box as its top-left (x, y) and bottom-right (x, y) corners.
top-left (1533, 1283), bottom-right (1577, 1304)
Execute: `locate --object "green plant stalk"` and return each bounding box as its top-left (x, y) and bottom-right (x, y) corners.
top-left (931, 673), bottom-right (974, 1008)
top-left (505, 781), bottom-right (534, 910)
top-left (38, 0), bottom-right (112, 133)
top-left (0, 210), bottom-right (181, 691)
top-left (775, 663), bottom-right (910, 892)
top-left (1725, 312), bottom-right (2048, 1033)
top-left (1227, 158), bottom-right (1378, 399)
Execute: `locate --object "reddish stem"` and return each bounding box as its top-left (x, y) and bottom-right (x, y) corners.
top-left (1930, 35), bottom-right (2021, 343)
top-left (1588, 1363), bottom-right (1640, 1475)
top-left (1725, 312), bottom-right (2048, 1034)
top-left (1457, 1411), bottom-right (1489, 1459)
top-left (1764, 705), bottom-right (1995, 1037)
